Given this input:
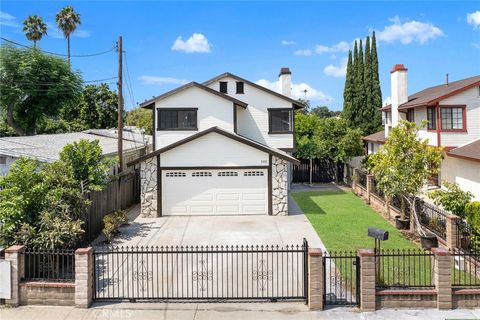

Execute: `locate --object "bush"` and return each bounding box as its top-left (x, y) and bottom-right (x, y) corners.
top-left (428, 181), bottom-right (473, 218)
top-left (102, 210), bottom-right (128, 242)
top-left (466, 202), bottom-right (480, 250)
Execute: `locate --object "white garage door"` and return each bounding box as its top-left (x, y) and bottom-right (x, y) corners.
top-left (162, 169), bottom-right (268, 215)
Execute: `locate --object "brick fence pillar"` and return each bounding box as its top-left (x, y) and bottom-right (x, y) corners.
top-left (5, 245), bottom-right (25, 307)
top-left (366, 174), bottom-right (373, 204)
top-left (308, 248), bottom-right (324, 310)
top-left (358, 249), bottom-right (376, 311)
top-left (446, 215), bottom-right (459, 250)
top-left (75, 247), bottom-right (93, 308)
top-left (432, 247), bottom-right (452, 310)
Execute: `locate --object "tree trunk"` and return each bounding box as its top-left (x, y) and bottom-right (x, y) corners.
top-left (67, 36), bottom-right (71, 67)
top-left (6, 104), bottom-right (25, 135)
top-left (309, 158), bottom-right (313, 186)
top-left (400, 196), bottom-right (406, 220)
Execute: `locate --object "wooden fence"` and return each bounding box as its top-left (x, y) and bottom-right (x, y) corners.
top-left (292, 158), bottom-right (344, 183)
top-left (81, 169), bottom-right (140, 242)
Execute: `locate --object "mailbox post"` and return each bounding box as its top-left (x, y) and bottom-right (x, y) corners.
top-left (368, 227), bottom-right (389, 280)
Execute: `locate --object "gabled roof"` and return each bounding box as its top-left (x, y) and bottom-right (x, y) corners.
top-left (379, 75), bottom-right (480, 111)
top-left (140, 81), bottom-right (248, 109)
top-left (202, 72), bottom-right (304, 109)
top-left (363, 130), bottom-right (386, 144)
top-left (447, 139), bottom-right (480, 162)
top-left (127, 126), bottom-right (300, 166)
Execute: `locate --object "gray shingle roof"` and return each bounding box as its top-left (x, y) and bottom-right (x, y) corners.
top-left (0, 129), bottom-right (151, 163)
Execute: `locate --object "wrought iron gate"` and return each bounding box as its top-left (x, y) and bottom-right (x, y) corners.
top-left (93, 239), bottom-right (308, 302)
top-left (323, 251), bottom-right (360, 307)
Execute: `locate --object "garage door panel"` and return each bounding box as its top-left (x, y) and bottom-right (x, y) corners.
top-left (163, 169), bottom-right (267, 216)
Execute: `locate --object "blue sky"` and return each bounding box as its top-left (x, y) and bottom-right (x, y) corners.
top-left (1, 1), bottom-right (479, 111)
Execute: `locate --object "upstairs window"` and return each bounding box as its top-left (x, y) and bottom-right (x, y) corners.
top-left (268, 108), bottom-right (293, 133)
top-left (219, 81), bottom-right (228, 93)
top-left (406, 109), bottom-right (415, 123)
top-left (236, 82), bottom-right (244, 94)
top-left (157, 108), bottom-right (197, 131)
top-left (427, 107), bottom-right (436, 130)
top-left (440, 106), bottom-right (465, 131)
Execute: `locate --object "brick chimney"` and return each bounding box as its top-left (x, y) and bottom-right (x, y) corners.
top-left (390, 64), bottom-right (408, 128)
top-left (279, 67), bottom-right (292, 97)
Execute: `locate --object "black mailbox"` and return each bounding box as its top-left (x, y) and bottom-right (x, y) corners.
top-left (368, 227), bottom-right (389, 241)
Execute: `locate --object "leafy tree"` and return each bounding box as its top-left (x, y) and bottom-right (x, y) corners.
top-left (125, 107), bottom-right (153, 135)
top-left (353, 39), bottom-right (366, 131)
top-left (366, 121), bottom-right (443, 234)
top-left (428, 181), bottom-right (473, 218)
top-left (22, 15), bottom-right (47, 48)
top-left (371, 31), bottom-right (383, 125)
top-left (61, 84), bottom-right (118, 130)
top-left (310, 106), bottom-right (341, 118)
top-left (0, 45), bottom-right (83, 135)
top-left (59, 139), bottom-right (117, 192)
top-left (55, 6), bottom-right (81, 66)
top-left (295, 112), bottom-right (321, 185)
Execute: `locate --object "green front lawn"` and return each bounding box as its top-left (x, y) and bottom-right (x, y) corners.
top-left (292, 189), bottom-right (419, 252)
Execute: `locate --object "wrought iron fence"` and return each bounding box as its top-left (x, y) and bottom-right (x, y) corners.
top-left (371, 178), bottom-right (384, 198)
top-left (23, 248), bottom-right (75, 282)
top-left (357, 170), bottom-right (367, 189)
top-left (456, 219), bottom-right (479, 254)
top-left (375, 249), bottom-right (435, 289)
top-left (418, 201), bottom-right (447, 239)
top-left (323, 251), bottom-right (359, 306)
top-left (93, 240), bottom-right (308, 302)
top-left (452, 251), bottom-right (480, 288)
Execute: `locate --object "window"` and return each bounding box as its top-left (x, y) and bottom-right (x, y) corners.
top-left (166, 172), bottom-right (186, 177)
top-left (427, 107), bottom-right (436, 130)
top-left (219, 81), bottom-right (228, 93)
top-left (441, 107), bottom-right (465, 130)
top-left (244, 171), bottom-right (264, 176)
top-left (158, 108), bottom-right (197, 130)
top-left (236, 82), bottom-right (244, 94)
top-left (268, 108), bottom-right (293, 133)
top-left (218, 171), bottom-right (238, 177)
top-left (192, 171), bottom-right (212, 177)
top-left (406, 109), bottom-right (415, 123)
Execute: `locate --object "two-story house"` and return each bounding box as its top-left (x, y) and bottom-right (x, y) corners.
top-left (129, 68), bottom-right (302, 217)
top-left (364, 64), bottom-right (480, 200)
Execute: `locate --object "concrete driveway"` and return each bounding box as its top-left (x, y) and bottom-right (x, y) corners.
top-left (93, 194), bottom-right (324, 249)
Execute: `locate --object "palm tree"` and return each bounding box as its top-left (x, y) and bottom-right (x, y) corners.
top-left (22, 15), bottom-right (47, 48)
top-left (55, 6), bottom-right (81, 66)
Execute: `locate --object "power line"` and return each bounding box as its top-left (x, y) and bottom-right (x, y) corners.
top-left (123, 51), bottom-right (136, 108)
top-left (0, 37), bottom-right (116, 58)
top-left (3, 77), bottom-right (118, 86)
top-left (0, 82), bottom-right (117, 92)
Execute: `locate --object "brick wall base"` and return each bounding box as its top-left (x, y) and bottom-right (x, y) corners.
top-left (20, 282), bottom-right (75, 306)
top-left (376, 290), bottom-right (437, 309)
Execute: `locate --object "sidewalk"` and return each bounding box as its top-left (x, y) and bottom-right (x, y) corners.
top-left (2, 302), bottom-right (480, 320)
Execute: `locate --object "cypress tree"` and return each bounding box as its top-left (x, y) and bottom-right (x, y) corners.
top-left (363, 36), bottom-right (375, 135)
top-left (342, 50), bottom-right (355, 123)
top-left (353, 39), bottom-right (366, 130)
top-left (370, 31), bottom-right (383, 132)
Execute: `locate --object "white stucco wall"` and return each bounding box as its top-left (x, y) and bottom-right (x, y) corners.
top-left (160, 132), bottom-right (269, 167)
top-left (205, 77), bottom-right (294, 150)
top-left (0, 155), bottom-right (17, 176)
top-left (441, 154), bottom-right (480, 201)
top-left (154, 86), bottom-right (235, 149)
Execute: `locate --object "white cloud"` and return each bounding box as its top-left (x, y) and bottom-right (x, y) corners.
top-left (323, 58), bottom-right (348, 78)
top-left (0, 11), bottom-right (19, 27)
top-left (472, 42), bottom-right (480, 50)
top-left (138, 75), bottom-right (189, 86)
top-left (46, 22), bottom-right (91, 39)
top-left (375, 16), bottom-right (444, 45)
top-left (171, 33), bottom-right (211, 53)
top-left (294, 49), bottom-right (313, 56)
top-left (315, 41), bottom-right (350, 54)
top-left (256, 79), bottom-right (333, 103)
top-left (281, 40), bottom-right (296, 45)
top-left (467, 11), bottom-right (480, 29)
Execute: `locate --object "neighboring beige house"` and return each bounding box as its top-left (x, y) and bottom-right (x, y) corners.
top-left (0, 128), bottom-right (152, 176)
top-left (364, 64), bottom-right (480, 200)
top-left (129, 68), bottom-right (302, 218)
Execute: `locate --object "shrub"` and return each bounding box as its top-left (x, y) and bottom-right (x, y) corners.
top-left (102, 210), bottom-right (128, 242)
top-left (428, 181), bottom-right (473, 218)
top-left (466, 202), bottom-right (480, 250)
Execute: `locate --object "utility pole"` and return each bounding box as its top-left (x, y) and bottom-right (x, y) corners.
top-left (117, 36), bottom-right (124, 173)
